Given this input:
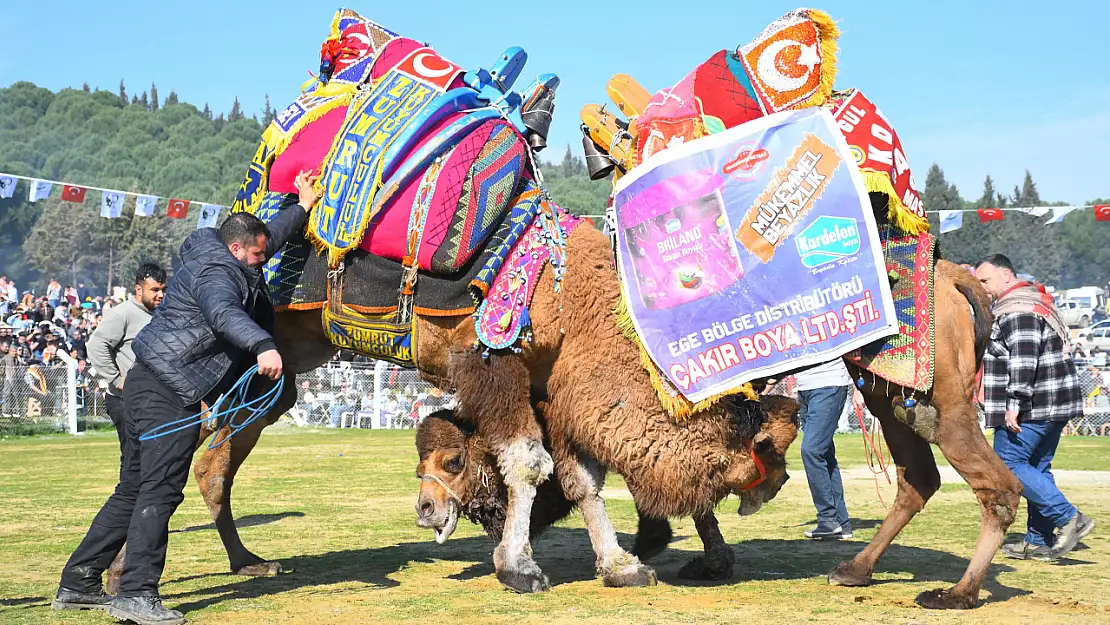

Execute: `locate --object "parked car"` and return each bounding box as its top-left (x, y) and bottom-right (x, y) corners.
top-left (1076, 319), bottom-right (1110, 340)
top-left (1059, 300), bottom-right (1098, 328)
top-left (1079, 326), bottom-right (1110, 352)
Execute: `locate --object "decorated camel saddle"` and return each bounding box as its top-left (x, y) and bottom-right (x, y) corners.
top-left (580, 8), bottom-right (937, 417)
top-left (233, 8), bottom-right (579, 365)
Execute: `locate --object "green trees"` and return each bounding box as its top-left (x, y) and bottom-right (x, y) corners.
top-left (0, 81), bottom-right (261, 294)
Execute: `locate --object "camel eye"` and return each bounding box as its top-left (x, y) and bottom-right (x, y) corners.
top-left (444, 455), bottom-right (463, 473)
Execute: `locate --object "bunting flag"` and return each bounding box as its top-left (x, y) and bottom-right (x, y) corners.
top-left (1016, 206), bottom-right (1052, 218)
top-left (978, 208), bottom-right (1004, 223)
top-left (1095, 205), bottom-right (1110, 222)
top-left (28, 179), bottom-right (53, 202)
top-left (1045, 206), bottom-right (1079, 224)
top-left (134, 194), bottom-right (157, 217)
top-left (61, 184), bottom-right (88, 203)
top-left (197, 203), bottom-right (221, 229)
top-left (939, 210), bottom-right (963, 233)
top-left (101, 191), bottom-right (125, 218)
top-left (0, 175), bottom-right (15, 199)
top-left (166, 198), bottom-right (190, 219)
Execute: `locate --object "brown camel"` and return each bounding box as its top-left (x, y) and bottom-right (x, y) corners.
top-left (112, 216), bottom-right (1012, 607)
top-left (415, 395), bottom-right (798, 584)
top-left (829, 258), bottom-right (1020, 610)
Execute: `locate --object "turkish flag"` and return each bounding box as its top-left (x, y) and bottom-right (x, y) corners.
top-left (978, 208), bottom-right (1004, 223)
top-left (166, 198), bottom-right (190, 219)
top-left (61, 185), bottom-right (87, 203)
top-left (1095, 205), bottom-right (1110, 222)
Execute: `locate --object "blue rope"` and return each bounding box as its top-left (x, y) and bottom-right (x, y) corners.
top-left (138, 365), bottom-right (285, 449)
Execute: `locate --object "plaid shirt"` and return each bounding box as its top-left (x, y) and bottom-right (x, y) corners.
top-left (981, 312), bottom-right (1082, 428)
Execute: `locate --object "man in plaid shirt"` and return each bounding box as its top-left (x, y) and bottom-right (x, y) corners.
top-left (976, 254), bottom-right (1094, 561)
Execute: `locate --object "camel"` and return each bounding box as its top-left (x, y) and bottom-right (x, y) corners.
top-left (137, 206), bottom-right (1012, 609)
top-left (415, 395), bottom-right (799, 584)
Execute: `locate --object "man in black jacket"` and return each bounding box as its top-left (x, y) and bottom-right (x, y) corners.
top-left (53, 171), bottom-right (319, 625)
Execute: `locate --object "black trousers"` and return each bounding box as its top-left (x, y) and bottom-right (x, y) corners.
top-left (105, 393), bottom-right (126, 448)
top-left (60, 362), bottom-right (200, 597)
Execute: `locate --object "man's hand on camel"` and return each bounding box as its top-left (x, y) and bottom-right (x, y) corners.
top-left (294, 170), bottom-right (321, 210)
top-left (257, 349), bottom-right (284, 381)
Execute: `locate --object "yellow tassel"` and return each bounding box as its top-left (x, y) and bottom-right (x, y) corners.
top-left (798, 9), bottom-right (840, 110)
top-left (858, 170), bottom-right (930, 234)
top-left (613, 293), bottom-right (757, 421)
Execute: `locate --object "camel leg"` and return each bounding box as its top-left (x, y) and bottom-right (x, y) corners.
top-left (829, 394), bottom-right (940, 587)
top-left (449, 349), bottom-right (552, 593)
top-left (632, 506), bottom-right (673, 562)
top-left (551, 443), bottom-right (656, 587)
top-left (192, 373), bottom-right (298, 576)
top-left (914, 400), bottom-right (1020, 609)
top-left (677, 512), bottom-right (735, 580)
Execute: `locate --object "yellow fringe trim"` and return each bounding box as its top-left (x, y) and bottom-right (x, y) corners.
top-left (613, 293), bottom-right (757, 421)
top-left (798, 9), bottom-right (840, 110)
top-left (859, 170), bottom-right (930, 234)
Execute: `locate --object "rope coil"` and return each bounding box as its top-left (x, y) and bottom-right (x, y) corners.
top-left (139, 365), bottom-right (284, 449)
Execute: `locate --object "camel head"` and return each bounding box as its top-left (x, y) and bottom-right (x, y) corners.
top-left (728, 395), bottom-right (800, 516)
top-left (415, 410), bottom-right (519, 544)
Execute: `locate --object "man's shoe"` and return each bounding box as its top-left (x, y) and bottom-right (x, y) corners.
top-left (51, 586), bottom-right (113, 610)
top-left (107, 596), bottom-right (186, 625)
top-left (804, 524), bottom-right (849, 540)
top-left (1001, 540), bottom-right (1057, 562)
top-left (1051, 511), bottom-right (1095, 559)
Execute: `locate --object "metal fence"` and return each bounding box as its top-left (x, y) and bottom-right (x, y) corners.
top-left (3, 357), bottom-right (1109, 436)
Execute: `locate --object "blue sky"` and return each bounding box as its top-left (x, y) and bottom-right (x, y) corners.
top-left (1, 0), bottom-right (1107, 205)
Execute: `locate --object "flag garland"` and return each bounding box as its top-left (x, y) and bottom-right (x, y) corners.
top-left (0, 172), bottom-right (232, 229)
top-left (0, 171), bottom-right (1105, 232)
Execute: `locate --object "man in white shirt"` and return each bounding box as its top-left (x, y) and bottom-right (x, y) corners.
top-left (795, 358), bottom-right (864, 540)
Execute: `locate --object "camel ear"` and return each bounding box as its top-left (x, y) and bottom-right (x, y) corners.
top-left (753, 432), bottom-right (774, 454)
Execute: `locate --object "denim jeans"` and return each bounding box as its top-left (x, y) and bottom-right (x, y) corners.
top-left (798, 386), bottom-right (851, 529)
top-left (993, 420), bottom-right (1076, 547)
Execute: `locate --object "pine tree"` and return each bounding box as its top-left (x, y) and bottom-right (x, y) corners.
top-left (228, 97), bottom-right (243, 122)
top-left (261, 94), bottom-right (276, 126)
top-left (202, 102), bottom-right (212, 120)
top-left (1020, 170), bottom-right (1040, 207)
top-left (977, 175), bottom-right (996, 209)
top-left (131, 94), bottom-right (140, 105)
top-left (118, 80), bottom-right (128, 106)
top-left (560, 144), bottom-right (574, 177)
top-left (165, 90), bottom-right (179, 106)
top-left (82, 82), bottom-right (90, 93)
top-left (150, 83), bottom-right (159, 111)
top-left (1012, 184), bottom-right (1023, 208)
top-left (139, 91), bottom-right (149, 109)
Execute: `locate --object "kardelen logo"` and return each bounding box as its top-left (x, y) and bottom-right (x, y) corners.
top-left (722, 142), bottom-right (769, 179)
top-left (794, 216), bottom-right (861, 269)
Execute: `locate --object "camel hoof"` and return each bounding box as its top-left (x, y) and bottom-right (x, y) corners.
top-left (233, 561), bottom-right (282, 576)
top-left (632, 517), bottom-right (673, 562)
top-left (827, 562), bottom-right (872, 587)
top-left (496, 566), bottom-right (550, 593)
top-left (603, 563), bottom-right (657, 588)
top-left (494, 549), bottom-right (549, 593)
top-left (914, 587), bottom-right (979, 610)
top-left (677, 552), bottom-right (734, 581)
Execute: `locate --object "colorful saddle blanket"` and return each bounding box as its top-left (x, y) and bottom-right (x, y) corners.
top-left (845, 224), bottom-right (936, 392)
top-left (234, 8), bottom-right (556, 274)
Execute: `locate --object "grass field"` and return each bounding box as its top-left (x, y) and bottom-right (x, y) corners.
top-left (2, 428), bottom-right (1109, 624)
